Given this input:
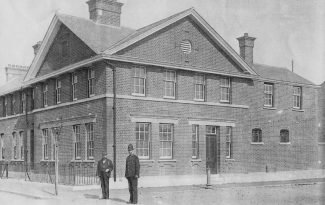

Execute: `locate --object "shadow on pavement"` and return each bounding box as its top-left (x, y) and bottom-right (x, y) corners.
top-left (0, 189), bottom-right (44, 200)
top-left (110, 198), bottom-right (128, 203)
top-left (84, 194), bottom-right (99, 199)
top-left (83, 194), bottom-right (128, 203)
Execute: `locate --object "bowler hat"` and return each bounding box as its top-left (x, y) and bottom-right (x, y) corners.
top-left (128, 144), bottom-right (134, 151)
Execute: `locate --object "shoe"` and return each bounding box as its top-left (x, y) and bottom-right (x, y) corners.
top-left (126, 201), bottom-right (133, 204)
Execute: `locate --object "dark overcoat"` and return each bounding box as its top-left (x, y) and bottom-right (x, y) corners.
top-left (97, 157), bottom-right (114, 177)
top-left (125, 154), bottom-right (140, 178)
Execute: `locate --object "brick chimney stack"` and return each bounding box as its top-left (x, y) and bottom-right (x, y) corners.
top-left (33, 41), bottom-right (42, 56)
top-left (237, 33), bottom-right (256, 66)
top-left (87, 0), bottom-right (123, 27)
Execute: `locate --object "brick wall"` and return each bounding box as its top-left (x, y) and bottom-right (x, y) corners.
top-left (37, 24), bottom-right (96, 77)
top-left (116, 17), bottom-right (244, 76)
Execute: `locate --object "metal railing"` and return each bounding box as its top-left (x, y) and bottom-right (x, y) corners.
top-left (0, 161), bottom-right (99, 185)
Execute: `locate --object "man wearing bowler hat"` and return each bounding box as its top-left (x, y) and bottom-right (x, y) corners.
top-left (125, 144), bottom-right (140, 204)
top-left (97, 152), bottom-right (113, 199)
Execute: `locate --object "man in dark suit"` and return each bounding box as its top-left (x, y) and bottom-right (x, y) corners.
top-left (97, 152), bottom-right (113, 199)
top-left (125, 144), bottom-right (140, 204)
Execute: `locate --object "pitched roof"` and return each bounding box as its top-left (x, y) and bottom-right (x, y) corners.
top-left (108, 8), bottom-right (193, 50)
top-left (57, 13), bottom-right (135, 53)
top-left (253, 64), bottom-right (314, 85)
top-left (0, 75), bottom-right (24, 96)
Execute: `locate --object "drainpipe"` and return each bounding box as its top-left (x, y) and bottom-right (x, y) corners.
top-left (105, 61), bottom-right (117, 182)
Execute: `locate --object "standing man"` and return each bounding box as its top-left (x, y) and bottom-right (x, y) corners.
top-left (97, 152), bottom-right (113, 199)
top-left (125, 144), bottom-right (140, 204)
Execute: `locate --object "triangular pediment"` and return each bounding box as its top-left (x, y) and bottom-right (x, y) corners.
top-left (36, 24), bottom-right (95, 77)
top-left (106, 8), bottom-right (257, 76)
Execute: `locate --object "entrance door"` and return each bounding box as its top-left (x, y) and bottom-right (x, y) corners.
top-left (206, 126), bottom-right (220, 174)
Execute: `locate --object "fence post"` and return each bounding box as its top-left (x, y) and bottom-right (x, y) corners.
top-left (206, 166), bottom-right (212, 188)
top-left (5, 161), bottom-right (8, 178)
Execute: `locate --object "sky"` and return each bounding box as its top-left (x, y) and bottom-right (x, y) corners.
top-left (0, 0), bottom-right (324, 85)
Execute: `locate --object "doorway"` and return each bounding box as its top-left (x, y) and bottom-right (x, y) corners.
top-left (206, 126), bottom-right (220, 174)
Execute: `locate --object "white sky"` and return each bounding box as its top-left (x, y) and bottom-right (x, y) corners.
top-left (0, 0), bottom-right (324, 85)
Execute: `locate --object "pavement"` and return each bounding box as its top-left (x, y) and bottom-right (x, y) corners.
top-left (0, 169), bottom-right (324, 205)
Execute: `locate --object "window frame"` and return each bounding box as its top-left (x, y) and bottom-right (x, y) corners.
top-left (159, 123), bottom-right (174, 159)
top-left (86, 123), bottom-right (94, 160)
top-left (0, 133), bottom-right (4, 160)
top-left (88, 68), bottom-right (95, 97)
top-left (192, 125), bottom-right (199, 159)
top-left (194, 74), bottom-right (205, 101)
top-left (225, 127), bottom-right (232, 159)
top-left (21, 92), bottom-right (26, 114)
top-left (73, 125), bottom-right (81, 160)
top-left (220, 77), bottom-right (231, 103)
top-left (3, 97), bottom-right (7, 117)
top-left (55, 79), bottom-right (61, 104)
top-left (264, 83), bottom-right (274, 107)
top-left (43, 83), bottom-right (48, 107)
top-left (72, 72), bottom-right (78, 101)
top-left (252, 128), bottom-right (262, 143)
top-left (164, 70), bottom-right (176, 99)
top-left (132, 67), bottom-right (146, 96)
top-left (280, 129), bottom-right (290, 143)
top-left (31, 88), bottom-right (35, 110)
top-left (135, 122), bottom-right (151, 159)
top-left (42, 129), bottom-right (49, 160)
top-left (19, 131), bottom-right (24, 160)
top-left (293, 86), bottom-right (302, 109)
top-left (12, 94), bottom-right (16, 115)
top-left (12, 132), bottom-right (18, 160)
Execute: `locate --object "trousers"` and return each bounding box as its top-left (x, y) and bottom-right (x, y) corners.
top-left (99, 173), bottom-right (110, 198)
top-left (127, 177), bottom-right (138, 203)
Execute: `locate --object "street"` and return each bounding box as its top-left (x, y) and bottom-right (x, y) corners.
top-left (0, 179), bottom-right (324, 205)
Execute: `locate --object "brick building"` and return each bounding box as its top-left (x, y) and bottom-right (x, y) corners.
top-left (0, 0), bottom-right (321, 179)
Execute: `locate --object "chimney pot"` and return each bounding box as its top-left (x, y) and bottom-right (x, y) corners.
top-left (33, 41), bottom-right (42, 56)
top-left (237, 33), bottom-right (256, 66)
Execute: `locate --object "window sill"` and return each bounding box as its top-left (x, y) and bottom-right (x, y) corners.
top-left (263, 106), bottom-right (276, 110)
top-left (158, 159), bottom-right (176, 163)
top-left (132, 93), bottom-right (145, 97)
top-left (193, 99), bottom-right (205, 102)
top-left (70, 159), bottom-right (95, 163)
top-left (73, 98), bottom-right (78, 101)
top-left (163, 96), bottom-right (176, 100)
top-left (140, 160), bottom-right (154, 163)
top-left (40, 160), bottom-right (55, 163)
top-left (219, 100), bottom-right (230, 104)
top-left (292, 108), bottom-right (304, 112)
top-left (89, 94), bottom-right (95, 98)
top-left (190, 158), bottom-right (202, 162)
top-left (280, 142), bottom-right (291, 145)
top-left (11, 160), bottom-right (24, 162)
top-left (225, 158), bottom-right (235, 162)
top-left (251, 142), bottom-right (264, 145)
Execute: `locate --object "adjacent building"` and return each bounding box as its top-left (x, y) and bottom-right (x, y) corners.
top-left (0, 0), bottom-right (321, 179)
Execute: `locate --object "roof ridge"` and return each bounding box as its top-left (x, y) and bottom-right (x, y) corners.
top-left (56, 12), bottom-right (134, 31)
top-left (107, 7), bottom-right (195, 52)
top-left (254, 63), bottom-right (288, 70)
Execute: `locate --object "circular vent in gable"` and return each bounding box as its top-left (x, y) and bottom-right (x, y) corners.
top-left (180, 40), bottom-right (192, 54)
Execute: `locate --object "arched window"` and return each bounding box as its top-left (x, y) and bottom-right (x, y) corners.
top-left (280, 129), bottom-right (289, 143)
top-left (252, 128), bottom-right (262, 143)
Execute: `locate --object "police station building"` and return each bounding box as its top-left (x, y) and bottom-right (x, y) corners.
top-left (0, 0), bottom-right (322, 180)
